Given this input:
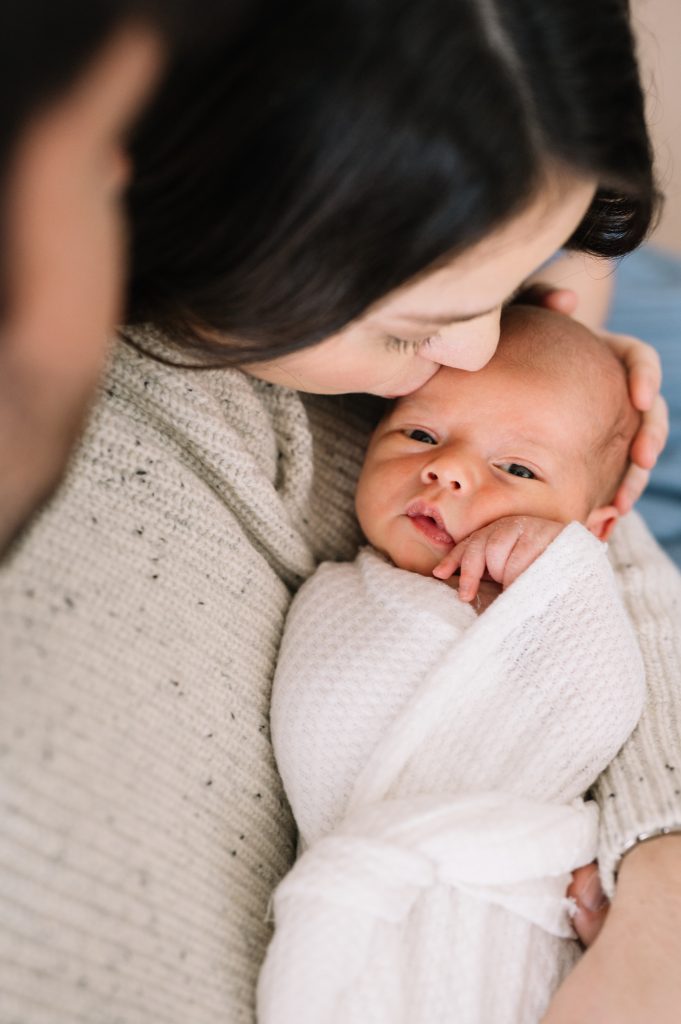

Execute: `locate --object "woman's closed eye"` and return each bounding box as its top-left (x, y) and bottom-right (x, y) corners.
top-left (385, 335), bottom-right (433, 354)
top-left (496, 461), bottom-right (536, 479)
top-left (405, 428), bottom-right (438, 445)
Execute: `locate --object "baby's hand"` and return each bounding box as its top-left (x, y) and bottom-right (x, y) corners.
top-left (432, 516), bottom-right (565, 602)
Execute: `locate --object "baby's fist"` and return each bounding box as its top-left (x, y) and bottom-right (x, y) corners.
top-left (434, 516), bottom-right (565, 601)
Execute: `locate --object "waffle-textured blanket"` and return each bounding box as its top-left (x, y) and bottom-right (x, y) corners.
top-left (259, 523), bottom-right (645, 1023)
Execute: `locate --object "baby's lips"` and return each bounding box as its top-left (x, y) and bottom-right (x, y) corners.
top-left (407, 512), bottom-right (454, 547)
top-left (405, 498), bottom-right (455, 540)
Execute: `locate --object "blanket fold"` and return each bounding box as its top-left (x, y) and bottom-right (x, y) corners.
top-left (259, 524), bottom-right (645, 1023)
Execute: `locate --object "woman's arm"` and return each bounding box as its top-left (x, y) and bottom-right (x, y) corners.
top-left (543, 835), bottom-right (681, 1022)
top-left (595, 511), bottom-right (681, 890)
top-left (544, 510), bottom-right (681, 1021)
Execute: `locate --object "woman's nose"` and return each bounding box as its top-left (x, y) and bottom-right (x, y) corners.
top-left (426, 308), bottom-right (502, 372)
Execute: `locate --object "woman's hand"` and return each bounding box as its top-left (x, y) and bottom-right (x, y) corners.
top-left (544, 836), bottom-right (681, 1022)
top-left (518, 282), bottom-right (669, 513)
top-left (597, 328), bottom-right (668, 514)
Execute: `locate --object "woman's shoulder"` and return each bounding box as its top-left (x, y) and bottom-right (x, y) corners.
top-left (108, 327), bottom-right (303, 475)
top-left (2, 328), bottom-right (373, 605)
top-left (10, 333), bottom-right (320, 587)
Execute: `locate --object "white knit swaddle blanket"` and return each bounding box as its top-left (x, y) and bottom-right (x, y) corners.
top-left (258, 524), bottom-right (646, 1023)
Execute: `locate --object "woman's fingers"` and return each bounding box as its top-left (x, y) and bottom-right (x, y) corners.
top-left (516, 284), bottom-right (579, 316)
top-left (601, 330), bottom-right (662, 412)
top-left (630, 393), bottom-right (669, 469)
top-left (599, 330), bottom-right (667, 511)
top-left (615, 396), bottom-right (669, 512)
top-left (567, 862), bottom-right (610, 947)
top-left (614, 463), bottom-right (650, 515)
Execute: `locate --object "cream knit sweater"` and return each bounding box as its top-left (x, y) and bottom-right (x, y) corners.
top-left (0, 327), bottom-right (680, 1022)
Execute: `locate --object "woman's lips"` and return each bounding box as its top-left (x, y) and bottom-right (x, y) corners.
top-left (405, 501), bottom-right (454, 547)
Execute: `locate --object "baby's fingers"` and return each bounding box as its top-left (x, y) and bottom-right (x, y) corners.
top-left (500, 535), bottom-right (544, 588)
top-left (432, 546), bottom-right (464, 580)
top-left (481, 524), bottom-right (522, 583)
top-left (456, 536), bottom-right (488, 602)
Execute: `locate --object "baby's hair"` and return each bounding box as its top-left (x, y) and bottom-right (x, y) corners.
top-left (588, 377), bottom-right (640, 507)
top-left (497, 306), bottom-right (640, 507)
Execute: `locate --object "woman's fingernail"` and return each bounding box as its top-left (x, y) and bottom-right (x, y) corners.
top-left (581, 873), bottom-right (608, 913)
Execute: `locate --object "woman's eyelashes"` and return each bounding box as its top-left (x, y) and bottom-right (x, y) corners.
top-left (385, 335), bottom-right (432, 354)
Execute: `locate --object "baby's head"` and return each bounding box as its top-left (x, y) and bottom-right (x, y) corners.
top-left (355, 305), bottom-right (640, 576)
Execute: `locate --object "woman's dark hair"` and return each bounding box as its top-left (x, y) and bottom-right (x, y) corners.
top-left (0, 1), bottom-right (185, 178)
top-left (0, 0), bottom-right (198, 313)
top-left (127, 0), bottom-right (659, 362)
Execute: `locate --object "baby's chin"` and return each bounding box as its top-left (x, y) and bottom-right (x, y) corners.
top-left (383, 543), bottom-right (443, 578)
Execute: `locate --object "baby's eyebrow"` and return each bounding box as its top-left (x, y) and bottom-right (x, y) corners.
top-left (389, 397), bottom-right (431, 419)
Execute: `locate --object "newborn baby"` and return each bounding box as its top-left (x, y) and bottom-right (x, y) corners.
top-left (258, 306), bottom-right (646, 1024)
top-left (356, 303), bottom-right (639, 611)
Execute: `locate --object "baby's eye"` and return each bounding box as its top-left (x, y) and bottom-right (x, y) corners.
top-left (497, 462), bottom-right (536, 479)
top-left (405, 428), bottom-right (437, 445)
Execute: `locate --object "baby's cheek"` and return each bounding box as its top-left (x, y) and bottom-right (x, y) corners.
top-left (387, 530), bottom-right (441, 577)
top-left (355, 469), bottom-right (396, 542)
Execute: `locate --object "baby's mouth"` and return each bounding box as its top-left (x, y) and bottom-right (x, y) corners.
top-left (405, 501), bottom-right (454, 547)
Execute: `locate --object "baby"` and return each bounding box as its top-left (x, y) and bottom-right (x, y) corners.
top-left (258, 306), bottom-right (646, 1024)
top-left (356, 303), bottom-right (639, 611)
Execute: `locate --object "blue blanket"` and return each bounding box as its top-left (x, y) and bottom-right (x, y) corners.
top-left (608, 246), bottom-right (681, 566)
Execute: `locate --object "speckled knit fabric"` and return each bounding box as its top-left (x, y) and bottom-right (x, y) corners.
top-left (598, 511), bottom-right (681, 890)
top-left (0, 323), bottom-right (680, 1022)
top-left (0, 327), bottom-right (370, 1024)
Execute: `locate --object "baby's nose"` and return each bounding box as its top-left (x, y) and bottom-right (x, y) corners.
top-left (423, 467), bottom-right (462, 491)
top-left (421, 448), bottom-right (474, 492)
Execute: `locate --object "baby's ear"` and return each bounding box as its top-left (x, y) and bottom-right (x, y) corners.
top-left (585, 505), bottom-right (619, 542)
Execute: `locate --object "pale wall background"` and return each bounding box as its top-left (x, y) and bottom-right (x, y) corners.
top-left (633, 0), bottom-right (681, 253)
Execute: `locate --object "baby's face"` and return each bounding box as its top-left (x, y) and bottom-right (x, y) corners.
top-left (355, 354), bottom-right (598, 576)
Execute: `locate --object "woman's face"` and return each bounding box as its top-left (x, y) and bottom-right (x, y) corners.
top-left (0, 23), bottom-right (163, 551)
top-left (243, 170), bottom-right (596, 396)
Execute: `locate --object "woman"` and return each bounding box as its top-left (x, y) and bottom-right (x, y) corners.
top-left (0, 0), bottom-right (176, 554)
top-left (0, 0), bottom-right (238, 555)
top-left (1, 1), bottom-right (678, 1021)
